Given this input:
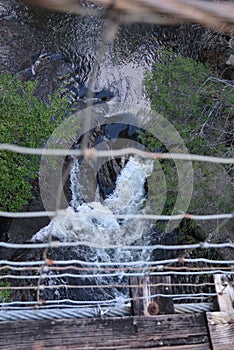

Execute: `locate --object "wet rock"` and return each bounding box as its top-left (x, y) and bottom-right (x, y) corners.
top-left (0, 1), bottom-right (76, 101)
top-left (228, 38), bottom-right (234, 49)
top-left (0, 17), bottom-right (43, 74)
top-left (16, 67), bottom-right (35, 81)
top-left (226, 54), bottom-right (234, 66)
top-left (9, 244), bottom-right (128, 303)
top-left (31, 51), bottom-right (74, 101)
top-left (97, 157), bottom-right (128, 200)
top-left (7, 179), bottom-right (50, 243)
top-left (0, 218), bottom-right (11, 242)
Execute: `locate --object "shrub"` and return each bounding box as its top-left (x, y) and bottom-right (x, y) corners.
top-left (142, 49), bottom-right (234, 237)
top-left (0, 272), bottom-right (11, 303)
top-left (144, 49), bottom-right (233, 154)
top-left (0, 73), bottom-right (69, 212)
top-left (145, 49), bottom-right (233, 122)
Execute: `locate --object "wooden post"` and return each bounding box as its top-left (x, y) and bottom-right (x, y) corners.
top-left (130, 275), bottom-right (174, 316)
top-left (214, 274), bottom-right (234, 312)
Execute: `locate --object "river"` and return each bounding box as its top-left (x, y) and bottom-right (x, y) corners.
top-left (0, 0), bottom-right (223, 303)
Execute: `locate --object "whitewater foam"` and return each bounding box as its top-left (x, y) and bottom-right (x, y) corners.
top-left (32, 156), bottom-right (154, 247)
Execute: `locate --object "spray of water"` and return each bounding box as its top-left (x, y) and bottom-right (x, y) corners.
top-left (33, 156), bottom-right (154, 247)
top-left (32, 155), bottom-right (155, 301)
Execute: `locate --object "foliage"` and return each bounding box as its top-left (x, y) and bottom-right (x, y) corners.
top-left (145, 49), bottom-right (209, 119)
top-left (145, 48), bottom-right (234, 121)
top-left (0, 271), bottom-right (11, 303)
top-left (0, 73), bottom-right (70, 212)
top-left (141, 49), bottom-right (234, 237)
top-left (144, 49), bottom-right (233, 154)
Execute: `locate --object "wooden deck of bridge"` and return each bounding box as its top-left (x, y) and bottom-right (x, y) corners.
top-left (0, 311), bottom-right (234, 349)
top-left (0, 274), bottom-right (233, 349)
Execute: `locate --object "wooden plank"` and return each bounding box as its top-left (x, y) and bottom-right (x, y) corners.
top-left (0, 314), bottom-right (211, 350)
top-left (127, 345), bottom-right (210, 350)
top-left (214, 274), bottom-right (234, 312)
top-left (130, 276), bottom-right (174, 316)
top-left (207, 311), bottom-right (234, 350)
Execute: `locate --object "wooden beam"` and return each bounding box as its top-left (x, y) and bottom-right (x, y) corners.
top-left (207, 312), bottom-right (234, 350)
top-left (0, 314), bottom-right (211, 349)
top-left (214, 274), bottom-right (234, 312)
top-left (130, 276), bottom-right (174, 316)
top-left (20, 0), bottom-right (234, 34)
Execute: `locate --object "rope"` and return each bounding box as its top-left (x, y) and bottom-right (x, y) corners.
top-left (0, 294), bottom-right (218, 309)
top-left (0, 257), bottom-right (233, 268)
top-left (22, 0), bottom-right (234, 34)
top-left (0, 241), bottom-right (233, 250)
top-left (0, 270), bottom-right (233, 281)
top-left (0, 306), bottom-right (131, 321)
top-left (1, 209), bottom-right (233, 219)
top-left (174, 302), bottom-right (215, 314)
top-left (1, 143), bottom-right (234, 163)
top-left (0, 302), bottom-right (215, 321)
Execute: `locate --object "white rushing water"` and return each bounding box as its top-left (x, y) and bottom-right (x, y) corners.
top-left (32, 156), bottom-right (155, 301)
top-left (32, 156), bottom-right (154, 248)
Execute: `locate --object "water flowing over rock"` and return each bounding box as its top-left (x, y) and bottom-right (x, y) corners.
top-left (33, 156), bottom-right (154, 246)
top-left (11, 156), bottom-right (157, 303)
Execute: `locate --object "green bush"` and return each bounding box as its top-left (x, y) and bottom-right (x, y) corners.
top-left (144, 49), bottom-right (234, 155)
top-left (0, 73), bottom-right (70, 212)
top-left (145, 49), bottom-right (233, 118)
top-left (145, 49), bottom-right (210, 119)
top-left (142, 49), bottom-right (234, 238)
top-left (0, 272), bottom-right (11, 303)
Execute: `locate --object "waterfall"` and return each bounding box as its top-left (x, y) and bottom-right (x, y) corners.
top-left (33, 156), bottom-right (154, 247)
top-left (31, 156), bottom-right (155, 301)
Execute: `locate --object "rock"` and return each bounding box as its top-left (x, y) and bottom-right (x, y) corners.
top-left (226, 54), bottom-right (234, 66)
top-left (7, 179), bottom-right (50, 243)
top-left (0, 17), bottom-right (43, 74)
top-left (228, 38), bottom-right (234, 49)
top-left (31, 51), bottom-right (74, 101)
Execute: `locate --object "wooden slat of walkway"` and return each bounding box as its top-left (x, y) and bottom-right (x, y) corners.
top-left (0, 314), bottom-right (211, 350)
top-left (207, 312), bottom-right (234, 350)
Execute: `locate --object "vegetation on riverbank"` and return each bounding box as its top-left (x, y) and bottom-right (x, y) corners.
top-left (0, 73), bottom-right (70, 212)
top-left (0, 271), bottom-right (11, 303)
top-left (141, 49), bottom-right (234, 239)
top-left (143, 49), bottom-right (233, 154)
